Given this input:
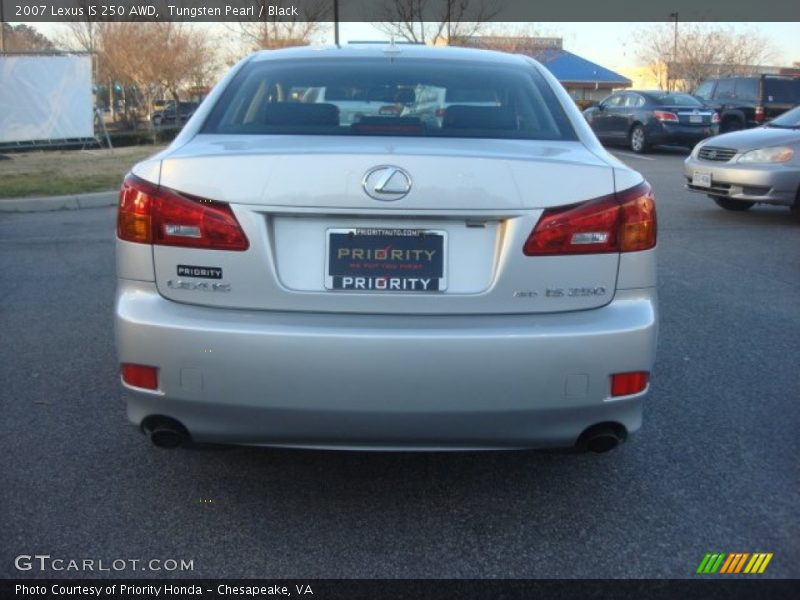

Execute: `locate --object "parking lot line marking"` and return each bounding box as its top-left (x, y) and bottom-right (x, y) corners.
top-left (612, 151), bottom-right (656, 161)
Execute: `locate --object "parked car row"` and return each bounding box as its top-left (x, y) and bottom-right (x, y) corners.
top-left (582, 75), bottom-right (800, 218)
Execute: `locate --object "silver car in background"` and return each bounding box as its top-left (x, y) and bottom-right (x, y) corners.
top-left (115, 45), bottom-right (658, 453)
top-left (685, 105), bottom-right (800, 216)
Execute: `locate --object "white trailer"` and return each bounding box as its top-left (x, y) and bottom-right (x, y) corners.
top-left (0, 53), bottom-right (94, 146)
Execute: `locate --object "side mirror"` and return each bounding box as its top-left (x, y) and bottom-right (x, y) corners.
top-left (597, 103), bottom-right (605, 111)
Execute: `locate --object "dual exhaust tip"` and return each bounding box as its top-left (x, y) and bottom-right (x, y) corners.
top-left (577, 423), bottom-right (627, 453)
top-left (140, 417), bottom-right (626, 453)
top-left (141, 416), bottom-right (190, 449)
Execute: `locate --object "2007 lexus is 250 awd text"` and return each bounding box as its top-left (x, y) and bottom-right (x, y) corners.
top-left (115, 45), bottom-right (658, 453)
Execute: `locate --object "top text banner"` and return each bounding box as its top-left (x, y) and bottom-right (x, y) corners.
top-left (3, 0), bottom-right (799, 23)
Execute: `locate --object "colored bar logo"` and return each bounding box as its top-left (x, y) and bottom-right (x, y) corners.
top-left (696, 553), bottom-right (773, 574)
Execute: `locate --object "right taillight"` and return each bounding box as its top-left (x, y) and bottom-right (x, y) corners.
top-left (754, 105), bottom-right (765, 122)
top-left (117, 174), bottom-right (249, 251)
top-left (523, 182), bottom-right (656, 256)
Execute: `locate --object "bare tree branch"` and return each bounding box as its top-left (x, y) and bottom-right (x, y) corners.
top-left (636, 24), bottom-right (775, 92)
top-left (226, 0), bottom-right (330, 51)
top-left (372, 0), bottom-right (503, 45)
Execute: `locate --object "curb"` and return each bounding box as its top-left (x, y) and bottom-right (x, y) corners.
top-left (0, 190), bottom-right (118, 213)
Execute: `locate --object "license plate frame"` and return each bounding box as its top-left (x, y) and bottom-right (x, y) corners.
top-left (325, 228), bottom-right (447, 292)
top-left (692, 170), bottom-right (712, 188)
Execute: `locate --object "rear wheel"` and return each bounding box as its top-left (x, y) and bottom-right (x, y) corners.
top-left (630, 125), bottom-right (649, 154)
top-left (721, 118), bottom-right (743, 133)
top-left (711, 196), bottom-right (754, 211)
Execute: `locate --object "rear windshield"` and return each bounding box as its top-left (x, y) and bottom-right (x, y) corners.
top-left (763, 79), bottom-right (800, 103)
top-left (654, 93), bottom-right (703, 107)
top-left (202, 58), bottom-right (577, 141)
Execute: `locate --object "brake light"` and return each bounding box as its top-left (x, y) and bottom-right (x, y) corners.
top-left (712, 112), bottom-right (720, 124)
top-left (523, 182), bottom-right (656, 256)
top-left (654, 111), bottom-right (679, 122)
top-left (754, 105), bottom-right (765, 122)
top-left (117, 174), bottom-right (249, 250)
top-left (121, 364), bottom-right (159, 390)
top-left (611, 372), bottom-right (649, 396)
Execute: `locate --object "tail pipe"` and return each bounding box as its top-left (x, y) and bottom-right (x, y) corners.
top-left (141, 416), bottom-right (190, 449)
top-left (577, 423), bottom-right (628, 453)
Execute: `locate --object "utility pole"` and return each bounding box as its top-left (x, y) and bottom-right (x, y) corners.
top-left (0, 0), bottom-right (6, 53)
top-left (670, 12), bottom-right (679, 91)
top-left (446, 0), bottom-right (452, 44)
top-left (333, 0), bottom-right (339, 47)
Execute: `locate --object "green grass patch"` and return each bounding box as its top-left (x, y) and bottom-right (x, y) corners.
top-left (0, 171), bottom-right (123, 198)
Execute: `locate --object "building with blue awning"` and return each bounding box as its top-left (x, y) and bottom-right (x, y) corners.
top-left (456, 37), bottom-right (631, 105)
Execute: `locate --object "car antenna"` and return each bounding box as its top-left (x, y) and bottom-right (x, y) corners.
top-left (384, 36), bottom-right (402, 59)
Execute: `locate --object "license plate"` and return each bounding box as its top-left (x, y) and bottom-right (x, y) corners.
top-left (689, 115), bottom-right (703, 123)
top-left (692, 170), bottom-right (712, 188)
top-left (326, 228), bottom-right (446, 292)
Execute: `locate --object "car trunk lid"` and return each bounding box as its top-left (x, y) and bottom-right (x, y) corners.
top-left (150, 135), bottom-right (623, 315)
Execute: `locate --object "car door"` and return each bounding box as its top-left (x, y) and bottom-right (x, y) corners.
top-left (590, 94), bottom-right (622, 139)
top-left (711, 78), bottom-right (736, 114)
top-left (616, 93), bottom-right (646, 139)
top-left (606, 93), bottom-right (635, 140)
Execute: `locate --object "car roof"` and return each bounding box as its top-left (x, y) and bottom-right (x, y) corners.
top-left (248, 44), bottom-right (534, 67)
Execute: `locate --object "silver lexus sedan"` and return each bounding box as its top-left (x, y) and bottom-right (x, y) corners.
top-left (685, 105), bottom-right (800, 216)
top-left (115, 45), bottom-right (658, 452)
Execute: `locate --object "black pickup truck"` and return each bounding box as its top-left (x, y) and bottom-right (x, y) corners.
top-left (693, 75), bottom-right (800, 133)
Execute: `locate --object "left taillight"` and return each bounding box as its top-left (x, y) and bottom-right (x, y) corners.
top-left (523, 182), bottom-right (657, 256)
top-left (117, 174), bottom-right (249, 251)
top-left (654, 110), bottom-right (679, 122)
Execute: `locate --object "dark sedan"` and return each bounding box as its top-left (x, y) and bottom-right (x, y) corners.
top-left (150, 101), bottom-right (199, 127)
top-left (583, 91), bottom-right (719, 154)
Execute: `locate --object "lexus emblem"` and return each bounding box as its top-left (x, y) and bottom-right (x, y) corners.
top-left (707, 149), bottom-right (717, 159)
top-left (362, 166), bottom-right (412, 201)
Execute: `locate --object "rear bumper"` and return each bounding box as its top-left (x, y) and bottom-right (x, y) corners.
top-left (115, 281), bottom-right (658, 450)
top-left (647, 123), bottom-right (718, 147)
top-left (684, 157), bottom-right (800, 205)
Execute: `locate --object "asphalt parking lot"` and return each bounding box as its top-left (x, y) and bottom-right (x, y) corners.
top-left (1, 148), bottom-right (798, 579)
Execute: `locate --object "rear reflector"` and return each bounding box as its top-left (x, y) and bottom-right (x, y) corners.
top-left (121, 364), bottom-right (159, 390)
top-left (117, 174), bottom-right (249, 250)
top-left (523, 182), bottom-right (656, 256)
top-left (611, 372), bottom-right (649, 396)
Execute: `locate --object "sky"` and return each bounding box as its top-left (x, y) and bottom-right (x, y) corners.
top-left (334, 22), bottom-right (800, 71)
top-left (21, 21), bottom-right (800, 72)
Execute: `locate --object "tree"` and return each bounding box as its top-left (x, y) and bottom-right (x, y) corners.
top-left (1, 24), bottom-right (55, 52)
top-left (372, 0), bottom-right (502, 45)
top-left (228, 0), bottom-right (330, 51)
top-left (636, 23), bottom-right (774, 92)
top-left (93, 22), bottom-right (219, 126)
